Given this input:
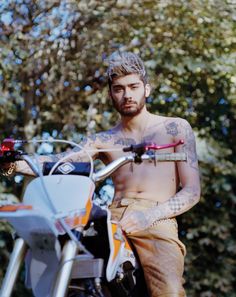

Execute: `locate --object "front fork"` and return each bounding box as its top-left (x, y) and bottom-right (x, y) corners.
top-left (0, 239), bottom-right (101, 297)
top-left (0, 238), bottom-right (27, 297)
top-left (52, 240), bottom-right (78, 297)
top-left (0, 239), bottom-right (78, 297)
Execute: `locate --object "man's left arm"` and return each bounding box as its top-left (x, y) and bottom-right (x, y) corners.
top-left (120, 119), bottom-right (201, 233)
top-left (146, 119), bottom-right (201, 223)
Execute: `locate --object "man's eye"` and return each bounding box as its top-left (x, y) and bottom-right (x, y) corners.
top-left (114, 88), bottom-right (123, 92)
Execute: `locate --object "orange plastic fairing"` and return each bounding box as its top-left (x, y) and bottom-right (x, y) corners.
top-left (0, 204), bottom-right (32, 212)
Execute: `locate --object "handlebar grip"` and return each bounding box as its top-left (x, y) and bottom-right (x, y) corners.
top-left (154, 153), bottom-right (187, 161)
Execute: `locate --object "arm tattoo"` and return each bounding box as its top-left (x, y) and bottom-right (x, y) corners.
top-left (164, 121), bottom-right (180, 136)
top-left (49, 152), bottom-right (68, 162)
top-left (15, 134), bottom-right (94, 175)
top-left (46, 135), bottom-right (89, 162)
top-left (183, 123), bottom-right (198, 171)
top-left (165, 119), bottom-right (199, 171)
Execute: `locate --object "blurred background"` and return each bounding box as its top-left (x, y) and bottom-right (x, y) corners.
top-left (0, 0), bottom-right (236, 296)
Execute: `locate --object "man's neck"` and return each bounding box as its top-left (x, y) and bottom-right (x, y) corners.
top-left (120, 108), bottom-right (151, 132)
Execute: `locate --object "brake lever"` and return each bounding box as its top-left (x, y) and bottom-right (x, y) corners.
top-left (145, 139), bottom-right (184, 150)
top-left (0, 138), bottom-right (25, 163)
top-left (123, 140), bottom-right (184, 154)
top-left (123, 140), bottom-right (185, 164)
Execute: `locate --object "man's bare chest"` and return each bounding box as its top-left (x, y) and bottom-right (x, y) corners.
top-left (98, 127), bottom-right (174, 164)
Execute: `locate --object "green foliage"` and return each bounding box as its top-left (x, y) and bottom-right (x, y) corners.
top-left (0, 0), bottom-right (235, 296)
top-left (180, 139), bottom-right (236, 296)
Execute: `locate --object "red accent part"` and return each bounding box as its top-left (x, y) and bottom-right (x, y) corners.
top-left (0, 204), bottom-right (33, 212)
top-left (0, 138), bottom-right (15, 153)
top-left (145, 139), bottom-right (184, 151)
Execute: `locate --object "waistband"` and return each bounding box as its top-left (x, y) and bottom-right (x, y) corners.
top-left (109, 197), bottom-right (158, 209)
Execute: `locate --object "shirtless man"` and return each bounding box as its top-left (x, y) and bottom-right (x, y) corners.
top-left (4, 51), bottom-right (200, 297)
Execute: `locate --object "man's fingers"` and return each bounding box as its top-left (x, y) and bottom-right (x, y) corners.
top-left (120, 219), bottom-right (142, 233)
top-left (121, 211), bottom-right (137, 224)
top-left (119, 210), bottom-right (148, 234)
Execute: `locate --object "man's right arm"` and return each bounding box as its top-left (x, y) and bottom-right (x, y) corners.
top-left (16, 155), bottom-right (52, 176)
top-left (15, 136), bottom-right (98, 176)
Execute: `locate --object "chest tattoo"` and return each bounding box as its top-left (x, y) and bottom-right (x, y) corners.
top-left (114, 137), bottom-right (136, 146)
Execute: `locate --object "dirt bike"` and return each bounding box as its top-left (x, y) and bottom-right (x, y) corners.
top-left (0, 138), bottom-right (186, 297)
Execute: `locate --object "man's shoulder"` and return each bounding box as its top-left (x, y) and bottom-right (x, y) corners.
top-left (151, 115), bottom-right (191, 137)
top-left (155, 114), bottom-right (186, 123)
top-left (152, 114), bottom-right (189, 126)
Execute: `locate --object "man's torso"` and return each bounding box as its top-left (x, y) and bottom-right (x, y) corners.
top-left (90, 115), bottom-right (184, 203)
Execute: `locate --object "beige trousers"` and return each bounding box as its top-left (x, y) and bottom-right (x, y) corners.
top-left (109, 199), bottom-right (186, 297)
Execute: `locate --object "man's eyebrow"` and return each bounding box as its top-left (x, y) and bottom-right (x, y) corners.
top-left (112, 84), bottom-right (123, 88)
top-left (129, 82), bottom-right (141, 86)
top-left (112, 82), bottom-right (141, 87)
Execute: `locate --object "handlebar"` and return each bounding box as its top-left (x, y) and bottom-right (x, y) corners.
top-left (0, 138), bottom-right (187, 181)
top-left (93, 152), bottom-right (186, 182)
top-left (122, 140), bottom-right (184, 163)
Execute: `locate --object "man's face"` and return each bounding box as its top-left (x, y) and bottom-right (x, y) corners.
top-left (109, 74), bottom-right (150, 117)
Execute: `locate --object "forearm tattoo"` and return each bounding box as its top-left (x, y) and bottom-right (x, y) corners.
top-left (48, 135), bottom-right (91, 162)
top-left (146, 185), bottom-right (200, 224)
top-left (49, 152), bottom-right (68, 162)
top-left (168, 185), bottom-right (198, 214)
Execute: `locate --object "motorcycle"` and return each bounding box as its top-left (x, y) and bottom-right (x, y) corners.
top-left (0, 138), bottom-right (186, 297)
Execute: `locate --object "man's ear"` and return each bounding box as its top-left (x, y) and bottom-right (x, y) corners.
top-left (145, 84), bottom-right (151, 97)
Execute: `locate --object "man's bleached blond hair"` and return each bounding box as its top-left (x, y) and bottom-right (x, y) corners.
top-left (107, 51), bottom-right (147, 86)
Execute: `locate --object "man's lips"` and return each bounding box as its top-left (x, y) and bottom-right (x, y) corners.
top-left (122, 102), bottom-right (136, 107)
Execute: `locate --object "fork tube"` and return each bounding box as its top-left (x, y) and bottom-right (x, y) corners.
top-left (0, 238), bottom-right (27, 297)
top-left (52, 240), bottom-right (78, 297)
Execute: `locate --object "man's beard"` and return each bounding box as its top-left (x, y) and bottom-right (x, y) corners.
top-left (111, 95), bottom-right (146, 117)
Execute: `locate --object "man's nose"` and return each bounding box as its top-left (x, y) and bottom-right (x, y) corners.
top-left (124, 88), bottom-right (132, 100)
